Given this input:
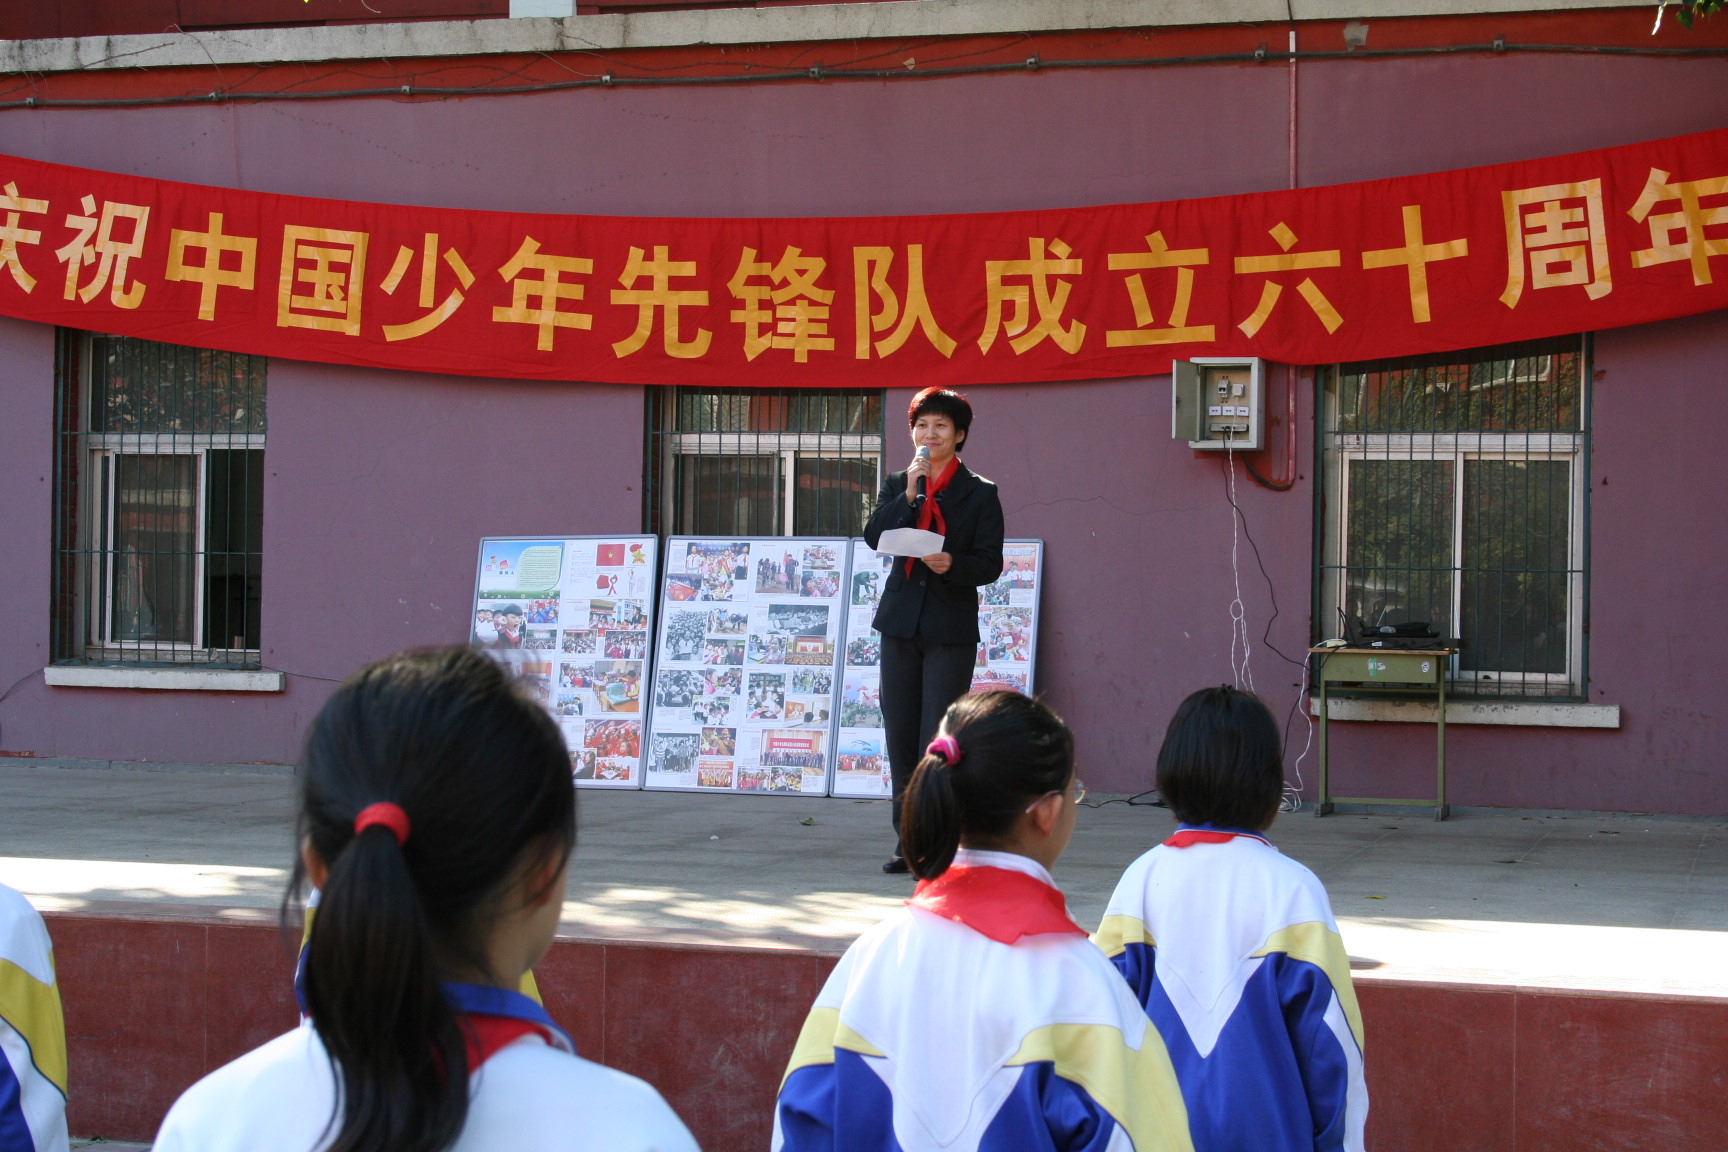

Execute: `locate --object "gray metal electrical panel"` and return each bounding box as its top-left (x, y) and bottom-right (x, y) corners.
top-left (1171, 357), bottom-right (1266, 451)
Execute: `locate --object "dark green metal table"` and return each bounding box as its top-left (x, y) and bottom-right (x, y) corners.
top-left (1311, 646), bottom-right (1455, 821)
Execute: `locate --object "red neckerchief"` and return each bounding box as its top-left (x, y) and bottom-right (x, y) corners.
top-left (462, 1015), bottom-right (548, 1067)
top-left (908, 864), bottom-right (1085, 944)
top-left (904, 457), bottom-right (961, 577)
top-left (1162, 826), bottom-right (1272, 848)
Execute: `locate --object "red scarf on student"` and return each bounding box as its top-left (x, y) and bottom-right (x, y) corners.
top-left (905, 457), bottom-right (960, 577)
top-left (908, 864), bottom-right (1085, 944)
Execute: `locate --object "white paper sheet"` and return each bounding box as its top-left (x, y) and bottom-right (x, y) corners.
top-left (874, 528), bottom-right (945, 558)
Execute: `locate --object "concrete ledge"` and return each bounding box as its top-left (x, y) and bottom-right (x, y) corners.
top-left (0, 0), bottom-right (1649, 75)
top-left (1311, 695), bottom-right (1621, 727)
top-left (43, 666), bottom-right (284, 692)
top-left (40, 908), bottom-right (1728, 1151)
top-left (0, 755), bottom-right (292, 774)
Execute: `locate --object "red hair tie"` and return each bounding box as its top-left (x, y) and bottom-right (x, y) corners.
top-left (926, 734), bottom-right (963, 766)
top-left (353, 802), bottom-right (411, 847)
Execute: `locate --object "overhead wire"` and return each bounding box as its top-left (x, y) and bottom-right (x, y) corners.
top-left (3, 41), bottom-right (1728, 110)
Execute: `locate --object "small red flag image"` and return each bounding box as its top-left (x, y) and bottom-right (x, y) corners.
top-left (596, 543), bottom-right (625, 566)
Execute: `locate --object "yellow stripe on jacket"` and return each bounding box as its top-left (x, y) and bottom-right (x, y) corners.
top-left (0, 955), bottom-right (67, 1094)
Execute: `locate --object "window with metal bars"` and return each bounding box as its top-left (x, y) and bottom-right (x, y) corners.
top-left (1316, 335), bottom-right (1589, 699)
top-left (52, 331), bottom-right (266, 667)
top-left (644, 388), bottom-right (884, 538)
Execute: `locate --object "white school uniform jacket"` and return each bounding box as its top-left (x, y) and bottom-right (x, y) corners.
top-left (0, 884), bottom-right (68, 1152)
top-left (1092, 828), bottom-right (1367, 1152)
top-left (775, 849), bottom-right (1193, 1152)
top-left (153, 990), bottom-right (698, 1152)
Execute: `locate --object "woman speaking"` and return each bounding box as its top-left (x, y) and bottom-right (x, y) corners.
top-left (864, 388), bottom-right (1004, 874)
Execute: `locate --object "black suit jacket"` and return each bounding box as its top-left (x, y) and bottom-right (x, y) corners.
top-left (863, 462), bottom-right (1004, 645)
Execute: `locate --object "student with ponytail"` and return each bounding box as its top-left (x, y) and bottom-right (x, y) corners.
top-left (153, 647), bottom-right (696, 1152)
top-left (775, 691), bottom-right (1193, 1152)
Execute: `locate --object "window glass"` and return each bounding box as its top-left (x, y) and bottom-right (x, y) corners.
top-left (1461, 459), bottom-right (1571, 677)
top-left (112, 454), bottom-right (198, 644)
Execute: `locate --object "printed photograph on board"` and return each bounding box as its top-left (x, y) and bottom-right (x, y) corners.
top-left (651, 732), bottom-right (700, 780)
top-left (646, 536), bottom-right (848, 794)
top-left (473, 536), bottom-right (659, 790)
top-left (833, 539), bottom-right (1044, 799)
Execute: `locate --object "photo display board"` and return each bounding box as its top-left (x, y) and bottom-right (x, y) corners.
top-left (471, 536), bottom-right (659, 788)
top-left (834, 538), bottom-right (1046, 799)
top-left (645, 537), bottom-right (850, 795)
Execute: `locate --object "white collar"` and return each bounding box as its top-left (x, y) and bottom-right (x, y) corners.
top-left (951, 846), bottom-right (1055, 887)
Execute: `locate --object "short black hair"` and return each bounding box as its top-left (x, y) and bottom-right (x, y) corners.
top-left (907, 387), bottom-right (973, 448)
top-left (1155, 685), bottom-right (1283, 830)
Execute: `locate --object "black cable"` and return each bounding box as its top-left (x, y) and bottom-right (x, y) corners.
top-left (0, 667), bottom-right (42, 750)
top-left (1244, 453), bottom-right (1297, 492)
top-left (1080, 788), bottom-right (1166, 809)
top-left (4, 41), bottom-right (1728, 111)
top-left (1219, 454), bottom-right (1315, 760)
top-left (1220, 454), bottom-right (1306, 674)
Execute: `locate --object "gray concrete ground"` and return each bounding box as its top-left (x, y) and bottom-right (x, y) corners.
top-left (3, 761), bottom-right (1727, 1000)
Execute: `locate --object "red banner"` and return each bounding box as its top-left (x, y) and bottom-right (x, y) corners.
top-left (4, 128), bottom-right (1728, 386)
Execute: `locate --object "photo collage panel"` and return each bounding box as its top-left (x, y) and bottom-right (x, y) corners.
top-left (645, 538), bottom-right (848, 794)
top-left (472, 536), bottom-right (658, 787)
top-left (833, 539), bottom-right (1044, 798)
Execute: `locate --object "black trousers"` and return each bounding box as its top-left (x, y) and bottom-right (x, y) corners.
top-left (879, 631), bottom-right (977, 847)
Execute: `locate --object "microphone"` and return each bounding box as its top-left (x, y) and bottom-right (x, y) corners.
top-left (915, 445), bottom-right (930, 503)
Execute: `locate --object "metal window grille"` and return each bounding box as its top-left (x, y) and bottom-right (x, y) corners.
top-left (644, 388), bottom-right (884, 538)
top-left (1316, 335), bottom-right (1589, 699)
top-left (52, 331), bottom-right (267, 667)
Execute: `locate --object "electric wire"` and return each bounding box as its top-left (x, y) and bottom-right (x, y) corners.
top-left (4, 41), bottom-right (1728, 110)
top-left (1217, 445), bottom-right (1313, 814)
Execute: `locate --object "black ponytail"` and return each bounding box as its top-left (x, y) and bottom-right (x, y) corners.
top-left (291, 647), bottom-right (576, 1152)
top-left (900, 691), bottom-right (1074, 880)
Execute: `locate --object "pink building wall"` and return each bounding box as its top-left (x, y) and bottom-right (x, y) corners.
top-left (0, 41), bottom-right (1723, 807)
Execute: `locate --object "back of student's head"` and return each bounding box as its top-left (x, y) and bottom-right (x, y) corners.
top-left (1155, 685), bottom-right (1283, 830)
top-left (294, 646), bottom-right (575, 1152)
top-left (901, 691), bottom-right (1073, 879)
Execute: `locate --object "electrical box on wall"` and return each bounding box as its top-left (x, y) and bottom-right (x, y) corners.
top-left (1172, 357), bottom-right (1266, 451)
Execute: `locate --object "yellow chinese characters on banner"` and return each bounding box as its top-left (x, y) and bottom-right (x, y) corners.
top-left (1627, 166), bottom-right (1728, 286)
top-left (1234, 223), bottom-right (1342, 338)
top-left (1, 128), bottom-right (1728, 385)
top-left (1500, 180), bottom-right (1612, 308)
top-left (379, 233), bottom-right (475, 342)
top-left (278, 225), bottom-right (367, 335)
top-left (730, 246), bottom-right (835, 363)
top-left (492, 236), bottom-right (593, 350)
top-left (1361, 205), bottom-right (1469, 324)
top-left (1105, 231), bottom-right (1214, 347)
top-left (59, 195), bottom-right (149, 310)
top-left (979, 237), bottom-right (1085, 356)
top-left (0, 182), bottom-right (47, 294)
top-left (853, 244), bottom-right (956, 359)
top-left (611, 246), bottom-right (710, 359)
top-left (167, 212), bottom-right (257, 321)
